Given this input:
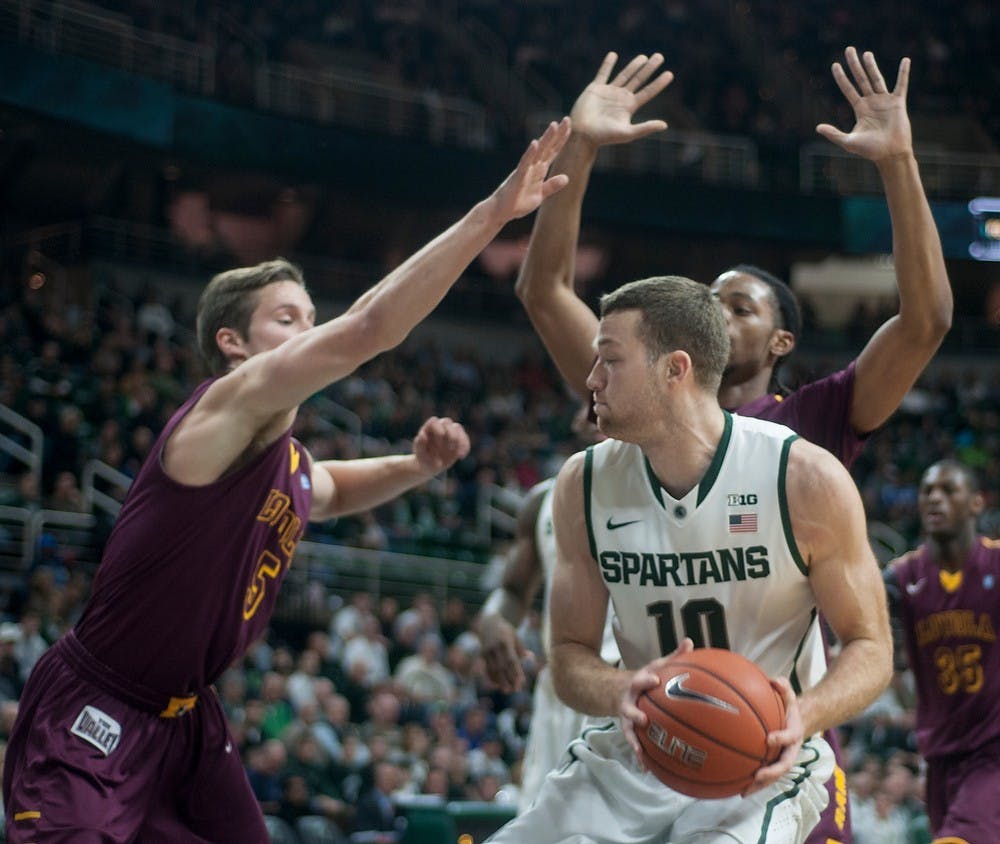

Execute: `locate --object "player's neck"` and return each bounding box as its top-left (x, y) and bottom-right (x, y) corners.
top-left (718, 368), bottom-right (773, 411)
top-left (642, 401), bottom-right (726, 500)
top-left (927, 528), bottom-right (978, 571)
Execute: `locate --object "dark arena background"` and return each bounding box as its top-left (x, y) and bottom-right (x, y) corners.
top-left (1, 1), bottom-right (998, 842)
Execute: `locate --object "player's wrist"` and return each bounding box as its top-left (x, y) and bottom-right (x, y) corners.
top-left (873, 147), bottom-right (916, 170)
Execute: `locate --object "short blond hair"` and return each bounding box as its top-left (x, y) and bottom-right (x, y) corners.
top-left (195, 258), bottom-right (305, 375)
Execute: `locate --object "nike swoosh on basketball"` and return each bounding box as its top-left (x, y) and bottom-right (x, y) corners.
top-left (606, 516), bottom-right (641, 531)
top-left (665, 673), bottom-right (738, 713)
top-left (906, 579), bottom-right (926, 595)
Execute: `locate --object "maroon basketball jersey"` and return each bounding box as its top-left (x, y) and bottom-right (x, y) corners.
top-left (734, 362), bottom-right (865, 468)
top-left (75, 379), bottom-right (312, 694)
top-left (890, 538), bottom-right (1000, 759)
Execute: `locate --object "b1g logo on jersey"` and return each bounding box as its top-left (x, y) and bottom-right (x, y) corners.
top-left (70, 705), bottom-right (121, 756)
top-left (727, 493), bottom-right (758, 506)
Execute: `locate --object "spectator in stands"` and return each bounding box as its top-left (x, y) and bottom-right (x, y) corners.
top-left (287, 647), bottom-right (324, 711)
top-left (387, 606), bottom-right (423, 672)
top-left (333, 591), bottom-right (376, 646)
top-left (467, 730), bottom-right (511, 786)
top-left (246, 738), bottom-right (289, 816)
top-left (0, 470), bottom-right (40, 510)
top-left (11, 610), bottom-right (47, 684)
top-left (0, 624), bottom-right (23, 702)
top-left (45, 470), bottom-right (85, 512)
top-left (283, 731), bottom-right (353, 829)
top-left (288, 698), bottom-right (344, 764)
top-left (394, 633), bottom-right (455, 706)
top-left (439, 596), bottom-right (470, 646)
top-left (218, 667), bottom-right (249, 723)
top-left (343, 614), bottom-right (391, 688)
top-left (361, 689), bottom-right (404, 750)
top-left (260, 670), bottom-right (297, 740)
top-left (352, 759), bottom-right (404, 843)
top-left (421, 765), bottom-right (451, 799)
top-left (457, 702), bottom-right (493, 751)
top-left (135, 286), bottom-right (176, 341)
top-left (42, 404), bottom-right (86, 492)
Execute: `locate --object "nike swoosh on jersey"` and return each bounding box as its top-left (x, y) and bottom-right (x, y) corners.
top-left (606, 517), bottom-right (642, 531)
top-left (906, 579), bottom-right (926, 595)
top-left (664, 673), bottom-right (738, 713)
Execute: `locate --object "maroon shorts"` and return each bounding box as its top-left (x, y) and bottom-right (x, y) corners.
top-left (3, 637), bottom-right (268, 843)
top-left (926, 737), bottom-right (1000, 843)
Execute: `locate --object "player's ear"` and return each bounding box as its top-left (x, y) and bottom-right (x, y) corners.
top-left (664, 350), bottom-right (691, 383)
top-left (769, 328), bottom-right (795, 359)
top-left (216, 327), bottom-right (248, 368)
top-left (970, 490), bottom-right (986, 517)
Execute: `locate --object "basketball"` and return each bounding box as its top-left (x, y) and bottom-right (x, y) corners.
top-left (636, 648), bottom-right (785, 799)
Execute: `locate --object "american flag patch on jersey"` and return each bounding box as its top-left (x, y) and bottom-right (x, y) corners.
top-left (729, 513), bottom-right (758, 533)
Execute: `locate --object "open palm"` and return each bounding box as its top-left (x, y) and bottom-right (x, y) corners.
top-left (817, 47), bottom-right (912, 162)
top-left (572, 52), bottom-right (674, 146)
top-left (492, 117), bottom-right (572, 220)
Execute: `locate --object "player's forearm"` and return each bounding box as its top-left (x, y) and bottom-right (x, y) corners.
top-left (515, 135), bottom-right (600, 398)
top-left (878, 152), bottom-right (952, 341)
top-left (796, 636), bottom-right (892, 737)
top-left (314, 455), bottom-right (433, 520)
top-left (345, 198), bottom-right (508, 351)
top-left (480, 586), bottom-right (528, 628)
top-left (515, 134), bottom-right (598, 300)
top-left (550, 641), bottom-right (630, 716)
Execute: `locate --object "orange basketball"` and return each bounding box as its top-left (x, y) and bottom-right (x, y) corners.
top-left (635, 648), bottom-right (785, 799)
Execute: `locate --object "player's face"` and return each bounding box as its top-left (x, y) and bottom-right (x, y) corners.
top-left (710, 272), bottom-right (784, 385)
top-left (586, 310), bottom-right (661, 441)
top-left (243, 280), bottom-right (317, 355)
top-left (918, 464), bottom-right (982, 539)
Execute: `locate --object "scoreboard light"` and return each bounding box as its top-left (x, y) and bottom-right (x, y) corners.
top-left (969, 197), bottom-right (1000, 261)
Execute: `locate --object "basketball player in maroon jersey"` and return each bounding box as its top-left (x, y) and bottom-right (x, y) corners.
top-left (2, 119), bottom-right (572, 843)
top-left (509, 47), bottom-right (950, 843)
top-left (886, 460), bottom-right (1000, 843)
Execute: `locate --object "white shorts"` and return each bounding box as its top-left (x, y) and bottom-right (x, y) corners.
top-left (519, 666), bottom-right (588, 813)
top-left (490, 722), bottom-right (833, 844)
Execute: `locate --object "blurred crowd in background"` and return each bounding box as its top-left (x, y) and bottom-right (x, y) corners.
top-left (86, 0), bottom-right (999, 163)
top-left (1, 2), bottom-right (998, 842)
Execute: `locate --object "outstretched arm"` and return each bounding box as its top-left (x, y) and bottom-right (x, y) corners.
top-left (309, 416), bottom-right (470, 520)
top-left (479, 483), bottom-right (549, 692)
top-left (516, 53), bottom-right (674, 400)
top-left (817, 47), bottom-right (952, 434)
top-left (167, 121), bottom-right (571, 485)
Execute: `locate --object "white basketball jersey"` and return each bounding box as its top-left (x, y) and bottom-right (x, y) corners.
top-left (536, 479), bottom-right (620, 664)
top-left (584, 412), bottom-right (825, 692)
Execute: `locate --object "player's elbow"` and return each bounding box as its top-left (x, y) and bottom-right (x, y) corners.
top-left (930, 298), bottom-right (953, 340)
top-left (514, 268), bottom-right (565, 305)
top-left (513, 270), bottom-right (540, 305)
top-left (904, 293), bottom-right (952, 348)
top-left (919, 299), bottom-right (953, 345)
top-left (351, 303), bottom-right (405, 358)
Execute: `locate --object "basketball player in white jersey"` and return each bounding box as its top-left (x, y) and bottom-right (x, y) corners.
top-left (486, 276), bottom-right (891, 844)
top-left (480, 404), bottom-right (620, 812)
